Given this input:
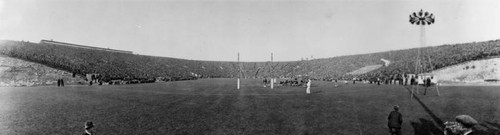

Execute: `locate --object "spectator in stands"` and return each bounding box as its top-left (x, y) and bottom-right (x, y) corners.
top-left (388, 105), bottom-right (403, 135)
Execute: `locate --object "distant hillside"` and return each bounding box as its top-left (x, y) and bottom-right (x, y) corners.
top-left (1, 39), bottom-right (500, 83)
top-left (0, 55), bottom-right (85, 86)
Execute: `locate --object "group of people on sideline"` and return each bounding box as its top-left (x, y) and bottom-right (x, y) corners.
top-left (387, 105), bottom-right (477, 135)
top-left (364, 75), bottom-right (437, 87)
top-left (57, 78), bottom-right (64, 87)
top-left (263, 78), bottom-right (312, 94)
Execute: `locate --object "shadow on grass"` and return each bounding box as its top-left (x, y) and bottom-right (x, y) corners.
top-left (485, 121), bottom-right (500, 130)
top-left (486, 121), bottom-right (500, 129)
top-left (476, 121), bottom-right (500, 135)
top-left (311, 91), bottom-right (322, 94)
top-left (402, 86), bottom-right (445, 133)
top-left (404, 86), bottom-right (500, 135)
top-left (411, 118), bottom-right (443, 135)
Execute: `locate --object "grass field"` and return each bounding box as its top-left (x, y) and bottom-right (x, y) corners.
top-left (0, 78), bottom-right (499, 135)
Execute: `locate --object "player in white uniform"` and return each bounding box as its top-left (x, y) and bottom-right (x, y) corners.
top-left (306, 79), bottom-right (311, 94)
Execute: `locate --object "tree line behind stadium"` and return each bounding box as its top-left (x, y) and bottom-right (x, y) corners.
top-left (0, 39), bottom-right (499, 84)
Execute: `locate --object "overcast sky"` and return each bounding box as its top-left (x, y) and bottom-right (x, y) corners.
top-left (1, 0), bottom-right (500, 61)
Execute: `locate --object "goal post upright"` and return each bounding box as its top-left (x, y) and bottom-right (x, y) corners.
top-left (237, 52), bottom-right (240, 90)
top-left (271, 52), bottom-right (274, 89)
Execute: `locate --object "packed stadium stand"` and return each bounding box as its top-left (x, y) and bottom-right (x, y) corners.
top-left (1, 39), bottom-right (500, 84)
top-left (40, 40), bottom-right (133, 54)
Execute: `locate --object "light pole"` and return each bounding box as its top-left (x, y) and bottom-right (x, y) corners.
top-left (409, 9), bottom-right (435, 98)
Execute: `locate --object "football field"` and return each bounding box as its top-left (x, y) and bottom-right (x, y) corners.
top-left (0, 78), bottom-right (499, 134)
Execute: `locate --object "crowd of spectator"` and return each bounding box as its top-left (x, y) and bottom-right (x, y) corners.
top-left (1, 39), bottom-right (500, 85)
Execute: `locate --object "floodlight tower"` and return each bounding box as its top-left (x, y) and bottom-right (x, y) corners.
top-left (409, 9), bottom-right (435, 98)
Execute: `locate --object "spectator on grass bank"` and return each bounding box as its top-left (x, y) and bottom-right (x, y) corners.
top-left (83, 121), bottom-right (95, 135)
top-left (306, 79), bottom-right (311, 94)
top-left (61, 79), bottom-right (64, 86)
top-left (57, 77), bottom-right (65, 87)
top-left (388, 105), bottom-right (403, 135)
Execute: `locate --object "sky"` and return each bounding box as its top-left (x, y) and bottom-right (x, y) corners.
top-left (1, 0), bottom-right (500, 62)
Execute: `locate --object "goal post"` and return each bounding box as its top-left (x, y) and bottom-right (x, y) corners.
top-left (237, 53), bottom-right (240, 90)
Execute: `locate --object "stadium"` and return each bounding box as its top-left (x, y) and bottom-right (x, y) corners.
top-left (1, 0), bottom-right (500, 135)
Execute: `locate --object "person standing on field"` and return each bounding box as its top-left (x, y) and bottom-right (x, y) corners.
top-left (388, 105), bottom-right (403, 135)
top-left (263, 78), bottom-right (267, 87)
top-left (61, 78), bottom-right (64, 87)
top-left (306, 79), bottom-right (311, 94)
top-left (83, 121), bottom-right (95, 135)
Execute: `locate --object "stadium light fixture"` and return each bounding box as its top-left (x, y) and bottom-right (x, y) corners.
top-left (409, 9), bottom-right (438, 98)
top-left (409, 9), bottom-right (435, 75)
